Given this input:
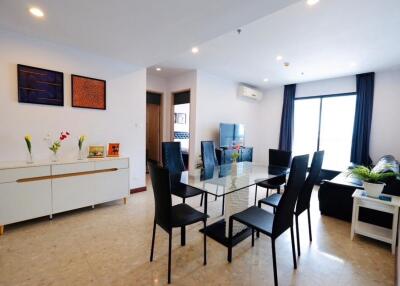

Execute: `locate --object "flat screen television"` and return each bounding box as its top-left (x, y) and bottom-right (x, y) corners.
top-left (219, 123), bottom-right (245, 148)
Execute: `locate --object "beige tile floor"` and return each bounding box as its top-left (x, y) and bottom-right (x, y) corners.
top-left (0, 180), bottom-right (395, 286)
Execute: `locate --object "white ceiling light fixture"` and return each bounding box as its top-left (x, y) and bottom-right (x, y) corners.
top-left (191, 47), bottom-right (199, 54)
top-left (276, 55), bottom-right (283, 61)
top-left (263, 78), bottom-right (269, 82)
top-left (156, 67), bottom-right (162, 71)
top-left (307, 0), bottom-right (320, 6)
top-left (29, 7), bottom-right (44, 18)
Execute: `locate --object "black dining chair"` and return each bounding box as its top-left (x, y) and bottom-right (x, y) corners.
top-left (148, 161), bottom-right (208, 284)
top-left (254, 149), bottom-right (292, 204)
top-left (258, 151), bottom-right (324, 256)
top-left (200, 141), bottom-right (224, 214)
top-left (228, 154), bottom-right (309, 286)
top-left (162, 142), bottom-right (203, 204)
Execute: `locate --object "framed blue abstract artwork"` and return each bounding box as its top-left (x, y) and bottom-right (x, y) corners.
top-left (17, 64), bottom-right (64, 106)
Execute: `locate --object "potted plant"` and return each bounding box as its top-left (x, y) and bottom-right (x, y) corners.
top-left (24, 135), bottom-right (33, 164)
top-left (230, 146), bottom-right (240, 175)
top-left (78, 135), bottom-right (86, 160)
top-left (349, 165), bottom-right (398, 197)
top-left (44, 131), bottom-right (70, 162)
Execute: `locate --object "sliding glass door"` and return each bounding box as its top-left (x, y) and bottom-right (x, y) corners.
top-left (293, 94), bottom-right (356, 171)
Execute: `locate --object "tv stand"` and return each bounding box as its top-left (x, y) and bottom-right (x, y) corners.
top-left (215, 146), bottom-right (253, 165)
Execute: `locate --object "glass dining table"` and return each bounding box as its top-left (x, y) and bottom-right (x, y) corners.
top-left (179, 162), bottom-right (288, 247)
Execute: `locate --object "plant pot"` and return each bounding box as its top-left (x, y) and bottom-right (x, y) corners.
top-left (363, 181), bottom-right (385, 198)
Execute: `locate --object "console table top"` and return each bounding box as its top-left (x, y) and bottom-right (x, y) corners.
top-left (0, 157), bottom-right (129, 170)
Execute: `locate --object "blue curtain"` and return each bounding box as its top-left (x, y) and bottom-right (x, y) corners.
top-left (279, 84), bottom-right (296, 151)
top-left (350, 72), bottom-right (375, 166)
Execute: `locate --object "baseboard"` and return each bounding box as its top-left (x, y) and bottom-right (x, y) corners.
top-left (130, 186), bottom-right (147, 194)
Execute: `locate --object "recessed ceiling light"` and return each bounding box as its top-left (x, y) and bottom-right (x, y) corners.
top-left (29, 7), bottom-right (44, 18)
top-left (307, 0), bottom-right (320, 6)
top-left (156, 67), bottom-right (162, 71)
top-left (284, 62), bottom-right (290, 67)
top-left (191, 47), bottom-right (199, 54)
top-left (263, 78), bottom-right (269, 82)
top-left (350, 62), bottom-right (357, 67)
top-left (276, 55), bottom-right (283, 61)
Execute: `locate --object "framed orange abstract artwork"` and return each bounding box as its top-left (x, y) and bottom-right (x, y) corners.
top-left (107, 143), bottom-right (120, 157)
top-left (71, 74), bottom-right (106, 110)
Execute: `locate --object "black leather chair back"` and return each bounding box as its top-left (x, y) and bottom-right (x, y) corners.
top-left (296, 151), bottom-right (324, 215)
top-left (269, 149), bottom-right (292, 167)
top-left (272, 154), bottom-right (308, 238)
top-left (201, 141), bottom-right (218, 169)
top-left (162, 142), bottom-right (185, 174)
top-left (148, 161), bottom-right (172, 232)
top-left (268, 149), bottom-right (292, 185)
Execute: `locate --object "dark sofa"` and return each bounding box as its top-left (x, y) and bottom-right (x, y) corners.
top-left (319, 155), bottom-right (400, 228)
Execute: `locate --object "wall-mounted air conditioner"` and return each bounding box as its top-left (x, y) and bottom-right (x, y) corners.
top-left (238, 84), bottom-right (263, 101)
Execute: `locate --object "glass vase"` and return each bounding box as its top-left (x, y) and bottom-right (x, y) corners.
top-left (78, 149), bottom-right (84, 160)
top-left (51, 151), bottom-right (58, 162)
top-left (26, 152), bottom-right (33, 164)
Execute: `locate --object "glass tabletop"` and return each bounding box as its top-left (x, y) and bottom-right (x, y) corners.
top-left (178, 162), bottom-right (288, 197)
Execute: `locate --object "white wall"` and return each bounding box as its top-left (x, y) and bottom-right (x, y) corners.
top-left (195, 71), bottom-right (265, 164)
top-left (166, 71), bottom-right (198, 170)
top-left (370, 68), bottom-right (400, 161)
top-left (0, 30), bottom-right (147, 189)
top-left (260, 70), bottom-right (400, 164)
top-left (146, 73), bottom-right (170, 141)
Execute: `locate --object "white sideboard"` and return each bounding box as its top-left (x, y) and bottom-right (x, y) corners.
top-left (0, 157), bottom-right (130, 235)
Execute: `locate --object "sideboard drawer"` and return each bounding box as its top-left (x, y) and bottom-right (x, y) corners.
top-left (52, 162), bottom-right (95, 175)
top-left (95, 158), bottom-right (129, 170)
top-left (0, 166), bottom-right (51, 184)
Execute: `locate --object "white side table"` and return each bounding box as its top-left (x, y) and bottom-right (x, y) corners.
top-left (351, 189), bottom-right (400, 254)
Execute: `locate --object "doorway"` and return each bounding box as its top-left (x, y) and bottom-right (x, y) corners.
top-left (172, 90), bottom-right (190, 169)
top-left (146, 91), bottom-right (162, 165)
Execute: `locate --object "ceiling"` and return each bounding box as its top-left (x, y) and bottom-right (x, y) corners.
top-left (156, 0), bottom-right (400, 88)
top-left (0, 0), bottom-right (299, 68)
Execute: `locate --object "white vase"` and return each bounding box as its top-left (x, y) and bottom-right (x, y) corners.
top-left (51, 152), bottom-right (58, 162)
top-left (231, 162), bottom-right (237, 176)
top-left (363, 181), bottom-right (385, 198)
top-left (78, 149), bottom-right (84, 160)
top-left (26, 152), bottom-right (33, 164)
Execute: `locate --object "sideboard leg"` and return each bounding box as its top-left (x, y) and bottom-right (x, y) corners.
top-left (0, 225), bottom-right (4, 236)
top-left (49, 214), bottom-right (53, 220)
top-left (124, 197), bottom-right (127, 204)
top-left (92, 205), bottom-right (95, 209)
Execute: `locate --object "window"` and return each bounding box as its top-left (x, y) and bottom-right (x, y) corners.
top-left (293, 93), bottom-right (356, 171)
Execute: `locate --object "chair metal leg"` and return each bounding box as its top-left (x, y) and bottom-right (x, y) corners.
top-left (251, 228), bottom-right (255, 247)
top-left (168, 231), bottom-right (172, 284)
top-left (254, 185), bottom-right (258, 205)
top-left (215, 195), bottom-right (217, 201)
top-left (266, 188), bottom-right (269, 197)
top-left (277, 186), bottom-right (281, 194)
top-left (150, 219), bottom-right (156, 262)
top-left (222, 195), bottom-right (225, 216)
top-left (307, 208), bottom-right (312, 242)
top-left (256, 201), bottom-right (261, 238)
top-left (228, 217), bottom-right (233, 262)
top-left (183, 197), bottom-right (186, 204)
top-left (203, 219), bottom-right (207, 265)
top-left (290, 226), bottom-right (297, 269)
top-left (181, 226), bottom-right (186, 246)
top-left (200, 193), bottom-right (203, 207)
top-left (271, 239), bottom-right (278, 286)
top-left (295, 215), bottom-right (301, 257)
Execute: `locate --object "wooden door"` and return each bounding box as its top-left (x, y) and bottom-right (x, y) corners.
top-left (146, 92), bottom-right (162, 162)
